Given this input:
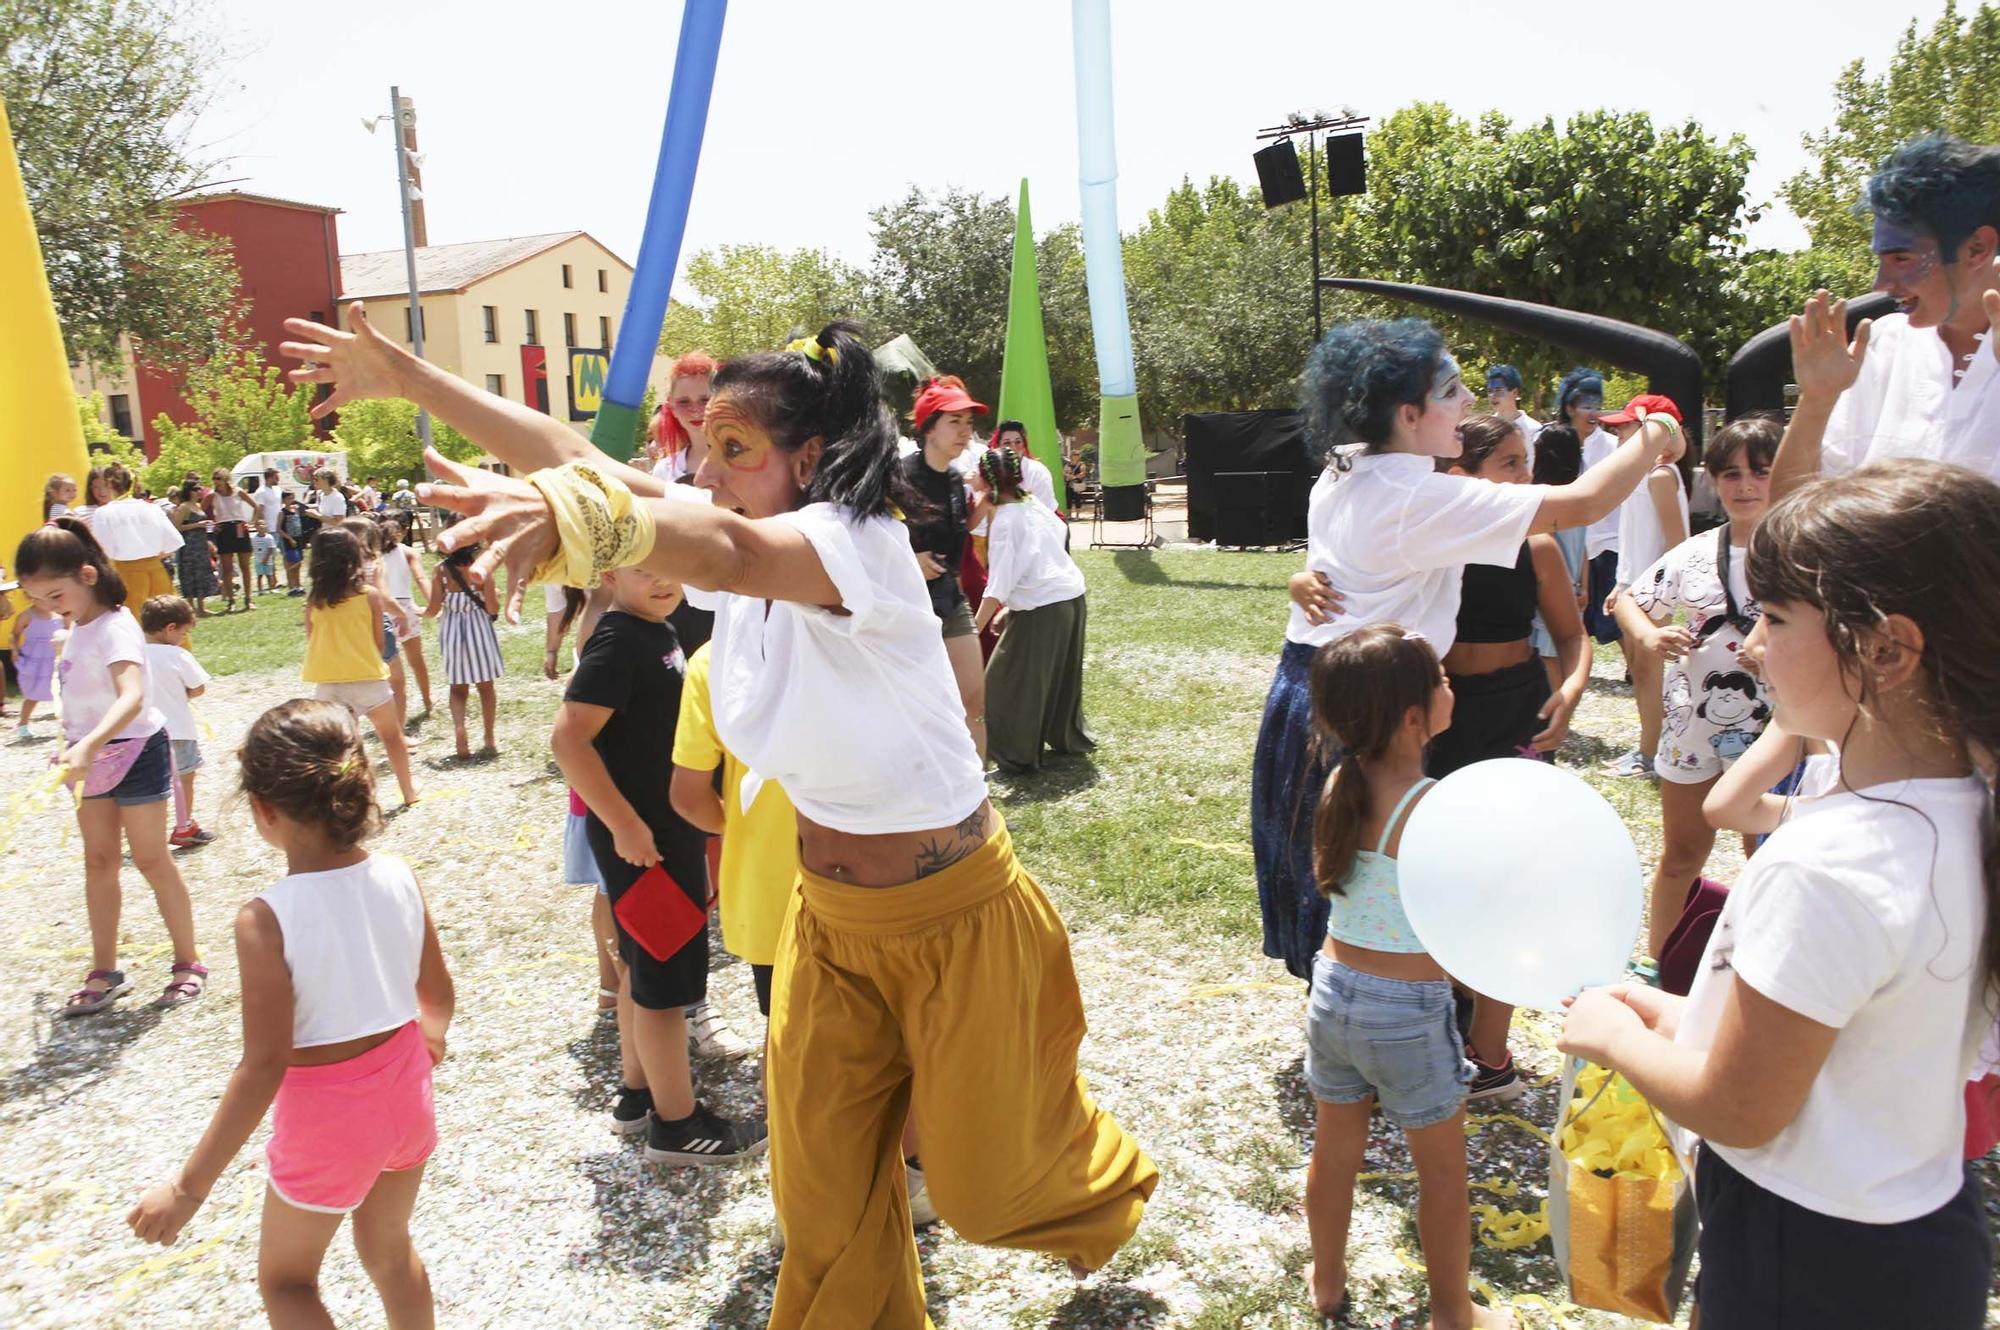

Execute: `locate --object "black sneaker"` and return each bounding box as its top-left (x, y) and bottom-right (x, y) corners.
top-left (1467, 1052), bottom-right (1524, 1103)
top-left (644, 1105), bottom-right (768, 1166)
top-left (610, 1086), bottom-right (652, 1137)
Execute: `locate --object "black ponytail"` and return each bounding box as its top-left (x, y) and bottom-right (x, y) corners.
top-left (710, 320), bottom-right (917, 519)
top-left (15, 516), bottom-right (125, 607)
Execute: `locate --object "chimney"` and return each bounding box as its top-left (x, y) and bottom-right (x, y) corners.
top-left (397, 95), bottom-right (428, 248)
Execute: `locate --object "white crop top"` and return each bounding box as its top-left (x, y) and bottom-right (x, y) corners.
top-left (709, 502), bottom-right (989, 835)
top-left (258, 854), bottom-right (425, 1048)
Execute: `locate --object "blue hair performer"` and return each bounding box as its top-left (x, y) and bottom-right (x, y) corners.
top-left (1483, 363), bottom-right (1544, 463)
top-left (1773, 134), bottom-right (2000, 497)
top-left (1256, 321), bottom-right (1672, 982)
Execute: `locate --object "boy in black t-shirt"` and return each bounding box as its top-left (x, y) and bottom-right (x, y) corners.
top-left (551, 564), bottom-right (766, 1165)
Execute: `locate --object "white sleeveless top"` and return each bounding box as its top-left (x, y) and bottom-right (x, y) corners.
top-left (381, 546), bottom-right (413, 600)
top-left (709, 502), bottom-right (988, 835)
top-left (258, 854), bottom-right (424, 1047)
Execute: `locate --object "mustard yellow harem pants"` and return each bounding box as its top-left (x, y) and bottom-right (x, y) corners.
top-left (765, 822), bottom-right (1157, 1329)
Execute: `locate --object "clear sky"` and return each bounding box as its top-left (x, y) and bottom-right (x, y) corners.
top-left (193, 0), bottom-right (1952, 290)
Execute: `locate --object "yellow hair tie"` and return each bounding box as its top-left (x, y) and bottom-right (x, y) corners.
top-left (783, 335), bottom-right (839, 367)
top-left (525, 461), bottom-right (658, 587)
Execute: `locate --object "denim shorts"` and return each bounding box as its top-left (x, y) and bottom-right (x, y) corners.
top-left (171, 738), bottom-right (203, 774)
top-left (1305, 954), bottom-right (1470, 1128)
top-left (563, 810), bottom-right (606, 895)
top-left (81, 729), bottom-right (174, 807)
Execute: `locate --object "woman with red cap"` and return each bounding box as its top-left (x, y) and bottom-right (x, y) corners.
top-left (903, 375), bottom-right (989, 757)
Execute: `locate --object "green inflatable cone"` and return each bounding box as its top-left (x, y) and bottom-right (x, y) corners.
top-left (997, 179), bottom-right (1067, 506)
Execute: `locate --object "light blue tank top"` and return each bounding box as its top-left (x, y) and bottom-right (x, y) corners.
top-left (1325, 778), bottom-right (1432, 954)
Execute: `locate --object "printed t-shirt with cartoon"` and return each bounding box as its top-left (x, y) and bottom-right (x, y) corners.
top-left (673, 641), bottom-right (796, 967)
top-left (1673, 773), bottom-right (1989, 1222)
top-left (1628, 527), bottom-right (1770, 783)
top-left (1820, 313), bottom-right (2000, 481)
top-left (60, 608), bottom-right (163, 743)
top-left (1286, 452), bottom-right (1546, 652)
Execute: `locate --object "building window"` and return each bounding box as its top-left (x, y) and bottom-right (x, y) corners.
top-left (482, 306), bottom-right (498, 343)
top-left (597, 268), bottom-right (607, 293)
top-left (561, 263), bottom-right (573, 289)
top-left (485, 373), bottom-right (505, 396)
top-left (563, 312), bottom-right (577, 347)
top-left (402, 304), bottom-right (424, 341)
top-left (310, 310), bottom-right (326, 325)
top-left (108, 394), bottom-right (134, 439)
top-left (599, 315), bottom-right (611, 348)
top-left (524, 309), bottom-right (539, 345)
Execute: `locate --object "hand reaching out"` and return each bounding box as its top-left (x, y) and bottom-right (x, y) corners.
top-left (279, 306), bottom-right (411, 421)
top-left (417, 449), bottom-right (556, 625)
top-left (1788, 290), bottom-right (1872, 404)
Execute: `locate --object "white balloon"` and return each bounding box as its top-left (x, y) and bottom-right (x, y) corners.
top-left (1397, 758), bottom-right (1641, 1011)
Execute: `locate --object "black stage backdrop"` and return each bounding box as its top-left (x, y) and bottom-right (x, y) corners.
top-left (1182, 410), bottom-right (1316, 546)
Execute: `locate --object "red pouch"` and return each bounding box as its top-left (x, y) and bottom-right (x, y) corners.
top-left (612, 864), bottom-right (707, 962)
top-left (1964, 1075), bottom-right (2000, 1160)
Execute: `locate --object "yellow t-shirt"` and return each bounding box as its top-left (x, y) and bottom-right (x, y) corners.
top-left (303, 592), bottom-right (390, 684)
top-left (672, 642), bottom-right (797, 966)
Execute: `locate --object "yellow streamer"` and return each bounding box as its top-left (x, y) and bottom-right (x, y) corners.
top-left (1167, 836), bottom-right (1253, 857)
top-left (1396, 1250), bottom-right (1582, 1329)
top-left (1468, 1110), bottom-right (1552, 1144)
top-left (1558, 1063), bottom-right (1682, 1183)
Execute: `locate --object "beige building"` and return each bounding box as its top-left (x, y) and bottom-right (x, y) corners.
top-left (339, 231), bottom-right (672, 443)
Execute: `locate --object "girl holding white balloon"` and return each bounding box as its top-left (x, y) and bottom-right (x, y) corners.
top-left (1298, 623), bottom-right (1512, 1330)
top-left (1561, 460), bottom-right (1997, 1330)
top-left (1257, 317), bottom-right (1678, 987)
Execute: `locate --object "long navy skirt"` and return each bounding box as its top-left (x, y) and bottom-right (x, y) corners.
top-left (1251, 640), bottom-right (1339, 981)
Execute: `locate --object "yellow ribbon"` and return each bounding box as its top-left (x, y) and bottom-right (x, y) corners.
top-left (783, 335), bottom-right (839, 366)
top-left (525, 462), bottom-right (657, 588)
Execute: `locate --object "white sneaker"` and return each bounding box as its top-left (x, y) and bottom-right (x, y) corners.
top-left (907, 1163), bottom-right (940, 1228)
top-left (686, 1001), bottom-right (754, 1061)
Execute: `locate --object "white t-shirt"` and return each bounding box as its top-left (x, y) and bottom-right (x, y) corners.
top-left (1821, 313), bottom-right (2000, 481)
top-left (259, 853), bottom-right (425, 1048)
top-left (1675, 774), bottom-right (1990, 1223)
top-left (708, 502), bottom-right (988, 835)
top-left (142, 642), bottom-right (210, 742)
top-left (252, 484), bottom-right (283, 533)
top-left (1613, 466), bottom-right (1689, 589)
top-left (651, 453), bottom-right (688, 485)
top-left (1579, 428), bottom-right (1621, 559)
top-left (87, 498), bottom-right (184, 561)
top-left (1285, 452), bottom-right (1545, 652)
top-left (984, 500), bottom-right (1085, 610)
top-left (357, 486), bottom-right (380, 511)
top-left (1509, 410), bottom-right (1543, 466)
top-left (59, 607), bottom-right (164, 743)
top-left (316, 489), bottom-right (348, 518)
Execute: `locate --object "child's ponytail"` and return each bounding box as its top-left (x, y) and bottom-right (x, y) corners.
top-left (1307, 624), bottom-right (1442, 894)
top-left (14, 516), bottom-right (124, 608)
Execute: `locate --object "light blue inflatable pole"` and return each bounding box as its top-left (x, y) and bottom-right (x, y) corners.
top-left (590, 0), bottom-right (728, 458)
top-left (1071, 0), bottom-right (1146, 494)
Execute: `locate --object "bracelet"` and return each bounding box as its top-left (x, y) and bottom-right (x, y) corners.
top-left (524, 462), bottom-right (657, 587)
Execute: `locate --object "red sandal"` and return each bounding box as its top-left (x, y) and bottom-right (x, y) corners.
top-left (60, 969), bottom-right (131, 1019)
top-left (156, 962), bottom-right (209, 1009)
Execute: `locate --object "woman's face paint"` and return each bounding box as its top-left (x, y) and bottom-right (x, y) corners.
top-left (1872, 217), bottom-right (1953, 326)
top-left (693, 392), bottom-right (802, 519)
top-left (1566, 392), bottom-right (1603, 431)
top-left (1412, 355), bottom-right (1473, 457)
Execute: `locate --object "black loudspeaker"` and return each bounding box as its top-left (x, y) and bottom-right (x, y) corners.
top-left (1101, 484), bottom-right (1147, 521)
top-left (1213, 471), bottom-right (1292, 547)
top-left (1253, 140), bottom-right (1306, 208)
top-left (1326, 133), bottom-right (1365, 196)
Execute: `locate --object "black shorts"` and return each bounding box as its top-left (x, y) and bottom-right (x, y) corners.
top-left (1583, 549), bottom-right (1622, 644)
top-left (1694, 1145), bottom-right (1991, 1330)
top-left (213, 520), bottom-right (252, 555)
top-left (752, 962), bottom-right (774, 1018)
top-left (585, 816), bottom-right (710, 1012)
top-left (1425, 657), bottom-right (1553, 778)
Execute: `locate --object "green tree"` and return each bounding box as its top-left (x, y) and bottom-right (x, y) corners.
top-left (75, 392), bottom-right (150, 474)
top-left (660, 243), bottom-right (868, 360)
top-left (2, 0), bottom-right (241, 368)
top-left (143, 347), bottom-right (319, 491)
top-left (1335, 105), bottom-right (1759, 391)
top-left (1782, 1), bottom-right (2000, 298)
top-left (330, 399), bottom-right (481, 487)
top-left (865, 187), bottom-right (1017, 410)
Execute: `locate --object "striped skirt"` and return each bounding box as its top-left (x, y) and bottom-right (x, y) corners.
top-left (439, 592), bottom-right (503, 685)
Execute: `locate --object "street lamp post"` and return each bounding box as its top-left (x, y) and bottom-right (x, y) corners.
top-left (385, 85), bottom-right (430, 449)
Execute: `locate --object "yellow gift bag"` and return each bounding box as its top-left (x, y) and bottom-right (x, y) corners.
top-left (1547, 1057), bottom-right (1697, 1322)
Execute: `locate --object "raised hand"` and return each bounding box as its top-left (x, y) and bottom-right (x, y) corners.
top-left (1788, 290), bottom-right (1872, 404)
top-left (279, 306), bottom-right (411, 421)
top-left (417, 449), bottom-right (558, 625)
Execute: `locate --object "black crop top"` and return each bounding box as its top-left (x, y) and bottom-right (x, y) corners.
top-left (1454, 542), bottom-right (1538, 644)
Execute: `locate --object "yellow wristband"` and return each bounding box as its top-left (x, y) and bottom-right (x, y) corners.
top-left (524, 461), bottom-right (657, 587)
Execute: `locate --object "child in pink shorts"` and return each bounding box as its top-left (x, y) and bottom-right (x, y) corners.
top-left (129, 699), bottom-right (455, 1327)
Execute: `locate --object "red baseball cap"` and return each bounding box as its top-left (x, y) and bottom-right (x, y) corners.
top-left (1598, 393), bottom-right (1683, 427)
top-left (911, 377), bottom-right (989, 435)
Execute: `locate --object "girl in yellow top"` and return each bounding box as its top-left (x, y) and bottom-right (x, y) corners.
top-left (303, 527), bottom-right (419, 807)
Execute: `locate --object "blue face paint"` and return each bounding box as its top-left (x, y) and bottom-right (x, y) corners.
top-left (1431, 354), bottom-right (1465, 402)
top-left (1871, 217), bottom-right (1930, 257)
top-left (1571, 393), bottom-right (1603, 415)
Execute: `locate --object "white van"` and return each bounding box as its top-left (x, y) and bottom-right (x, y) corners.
top-left (231, 450), bottom-right (347, 498)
